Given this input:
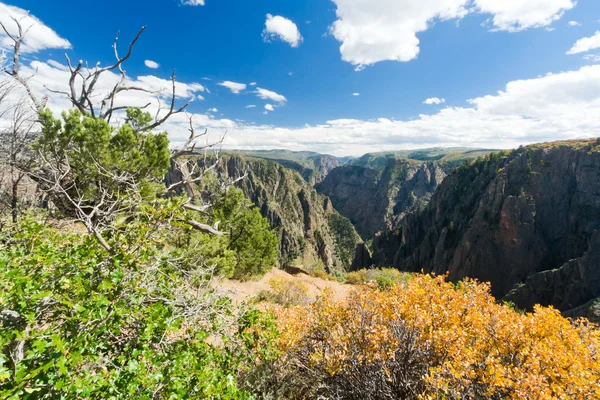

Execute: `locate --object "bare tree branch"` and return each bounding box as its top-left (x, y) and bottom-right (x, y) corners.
top-left (0, 17), bottom-right (44, 111)
top-left (180, 218), bottom-right (226, 236)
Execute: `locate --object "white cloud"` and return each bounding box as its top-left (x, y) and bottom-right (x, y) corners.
top-left (181, 0), bottom-right (205, 5)
top-left (264, 104), bottom-right (275, 112)
top-left (249, 82), bottom-right (257, 86)
top-left (329, 0), bottom-right (575, 69)
top-left (218, 80), bottom-right (247, 94)
top-left (568, 20), bottom-right (582, 27)
top-left (47, 59), bottom-right (68, 71)
top-left (567, 31), bottom-right (600, 55)
top-left (263, 14), bottom-right (303, 48)
top-left (217, 65), bottom-right (600, 156)
top-left (583, 54), bottom-right (600, 62)
top-left (8, 51), bottom-right (600, 158)
top-left (474, 0), bottom-right (575, 32)
top-left (144, 60), bottom-right (160, 69)
top-left (255, 87), bottom-right (287, 103)
top-left (245, 105), bottom-right (256, 108)
top-left (0, 2), bottom-right (71, 53)
top-left (207, 108), bottom-right (218, 112)
top-left (352, 92), bottom-right (360, 96)
top-left (135, 75), bottom-right (205, 96)
top-left (424, 97), bottom-right (445, 104)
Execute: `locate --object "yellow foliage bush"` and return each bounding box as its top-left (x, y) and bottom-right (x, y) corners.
top-left (271, 275), bottom-right (600, 399)
top-left (262, 277), bottom-right (309, 307)
top-left (310, 269), bottom-right (336, 281)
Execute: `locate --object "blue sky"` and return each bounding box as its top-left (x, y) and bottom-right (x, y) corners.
top-left (1, 0), bottom-right (600, 155)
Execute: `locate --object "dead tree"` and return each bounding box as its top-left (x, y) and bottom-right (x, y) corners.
top-left (0, 47), bottom-right (38, 222)
top-left (2, 20), bottom-right (246, 251)
top-left (0, 16), bottom-right (46, 111)
top-left (0, 95), bottom-right (37, 222)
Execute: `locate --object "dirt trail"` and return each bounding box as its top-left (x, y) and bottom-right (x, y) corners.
top-left (217, 268), bottom-right (352, 305)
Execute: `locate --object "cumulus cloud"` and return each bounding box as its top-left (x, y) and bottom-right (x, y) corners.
top-left (10, 59), bottom-right (600, 157)
top-left (144, 60), bottom-right (160, 69)
top-left (263, 14), bottom-right (303, 48)
top-left (207, 108), bottom-right (218, 112)
top-left (255, 87), bottom-right (287, 103)
top-left (329, 0), bottom-right (575, 70)
top-left (352, 92), bottom-right (360, 96)
top-left (264, 104), bottom-right (275, 112)
top-left (567, 31), bottom-right (600, 55)
top-left (220, 65), bottom-right (600, 156)
top-left (568, 20), bottom-right (582, 27)
top-left (583, 54), bottom-right (600, 62)
top-left (249, 82), bottom-right (257, 86)
top-left (424, 97), bottom-right (445, 104)
top-left (218, 81), bottom-right (247, 94)
top-left (181, 0), bottom-right (205, 5)
top-left (0, 2), bottom-right (71, 53)
top-left (474, 0), bottom-right (575, 32)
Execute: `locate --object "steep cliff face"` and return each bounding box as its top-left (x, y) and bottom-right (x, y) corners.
top-left (224, 150), bottom-right (341, 185)
top-left (377, 139), bottom-right (600, 314)
top-left (317, 158), bottom-right (448, 239)
top-left (168, 155), bottom-right (362, 274)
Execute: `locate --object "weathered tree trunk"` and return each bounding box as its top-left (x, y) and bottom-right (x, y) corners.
top-left (11, 181), bottom-right (18, 223)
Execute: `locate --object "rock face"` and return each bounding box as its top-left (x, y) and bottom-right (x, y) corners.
top-left (377, 139), bottom-right (600, 314)
top-left (317, 158), bottom-right (448, 238)
top-left (224, 150), bottom-right (342, 185)
top-left (168, 155), bottom-right (363, 274)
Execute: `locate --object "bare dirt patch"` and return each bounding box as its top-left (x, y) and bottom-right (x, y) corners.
top-left (217, 268), bottom-right (351, 305)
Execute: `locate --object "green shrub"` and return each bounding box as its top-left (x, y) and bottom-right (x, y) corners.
top-left (345, 268), bottom-right (410, 288)
top-left (0, 216), bottom-right (278, 399)
top-left (310, 269), bottom-right (336, 281)
top-left (210, 187), bottom-right (279, 279)
top-left (345, 269), bottom-right (369, 284)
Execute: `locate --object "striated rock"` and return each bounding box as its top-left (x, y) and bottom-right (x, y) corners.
top-left (317, 158), bottom-right (449, 238)
top-left (351, 242), bottom-right (372, 270)
top-left (168, 154), bottom-right (363, 274)
top-left (504, 230), bottom-right (600, 312)
top-left (381, 139), bottom-right (600, 312)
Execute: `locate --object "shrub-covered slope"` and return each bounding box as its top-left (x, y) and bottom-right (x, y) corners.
top-left (376, 139), bottom-right (600, 315)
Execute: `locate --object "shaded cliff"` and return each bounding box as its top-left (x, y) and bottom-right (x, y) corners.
top-left (168, 155), bottom-right (363, 274)
top-left (317, 159), bottom-right (446, 239)
top-left (375, 139), bottom-right (600, 315)
top-left (316, 149), bottom-right (494, 240)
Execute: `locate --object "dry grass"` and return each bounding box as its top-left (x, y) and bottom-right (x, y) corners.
top-left (217, 268), bottom-right (351, 306)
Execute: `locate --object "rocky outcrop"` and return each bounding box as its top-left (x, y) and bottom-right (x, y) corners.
top-left (504, 231), bottom-right (600, 314)
top-left (224, 150), bottom-right (342, 185)
top-left (168, 155), bottom-right (362, 274)
top-left (317, 158), bottom-right (447, 238)
top-left (378, 139), bottom-right (600, 312)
